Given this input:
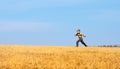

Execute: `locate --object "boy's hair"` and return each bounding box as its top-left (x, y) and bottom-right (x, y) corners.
top-left (77, 29), bottom-right (80, 31)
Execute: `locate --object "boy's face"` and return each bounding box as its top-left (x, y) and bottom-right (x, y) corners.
top-left (77, 30), bottom-right (80, 33)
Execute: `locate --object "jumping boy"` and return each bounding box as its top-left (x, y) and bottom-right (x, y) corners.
top-left (75, 29), bottom-right (87, 47)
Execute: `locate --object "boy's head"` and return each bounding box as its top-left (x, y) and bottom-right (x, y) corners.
top-left (77, 29), bottom-right (80, 33)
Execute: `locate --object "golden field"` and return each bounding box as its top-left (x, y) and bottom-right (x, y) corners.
top-left (0, 45), bottom-right (120, 69)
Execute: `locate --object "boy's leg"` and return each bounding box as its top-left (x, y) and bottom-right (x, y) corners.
top-left (76, 40), bottom-right (80, 47)
top-left (81, 40), bottom-right (87, 47)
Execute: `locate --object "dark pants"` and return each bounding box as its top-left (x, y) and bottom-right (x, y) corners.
top-left (76, 38), bottom-right (87, 47)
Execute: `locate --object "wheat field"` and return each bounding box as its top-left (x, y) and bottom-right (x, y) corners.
top-left (0, 45), bottom-right (120, 69)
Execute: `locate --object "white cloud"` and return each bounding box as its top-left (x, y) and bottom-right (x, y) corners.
top-left (0, 0), bottom-right (119, 11)
top-left (0, 21), bottom-right (55, 32)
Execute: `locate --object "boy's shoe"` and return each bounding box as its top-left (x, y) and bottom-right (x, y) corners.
top-left (85, 45), bottom-right (87, 47)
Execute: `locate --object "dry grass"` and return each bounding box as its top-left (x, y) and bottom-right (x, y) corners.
top-left (0, 45), bottom-right (120, 69)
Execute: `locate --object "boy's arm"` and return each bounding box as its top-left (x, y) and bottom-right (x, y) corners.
top-left (82, 34), bottom-right (86, 37)
top-left (75, 33), bottom-right (78, 36)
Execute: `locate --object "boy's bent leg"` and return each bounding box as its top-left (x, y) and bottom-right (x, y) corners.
top-left (81, 40), bottom-right (87, 47)
top-left (76, 40), bottom-right (80, 47)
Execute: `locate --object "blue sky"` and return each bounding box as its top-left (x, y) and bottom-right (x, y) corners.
top-left (0, 0), bottom-right (120, 46)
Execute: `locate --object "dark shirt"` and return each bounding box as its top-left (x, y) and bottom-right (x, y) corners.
top-left (76, 33), bottom-right (85, 39)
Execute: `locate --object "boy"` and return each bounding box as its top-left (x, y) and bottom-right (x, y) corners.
top-left (75, 29), bottom-right (87, 47)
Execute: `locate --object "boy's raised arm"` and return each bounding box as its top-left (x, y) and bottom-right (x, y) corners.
top-left (82, 34), bottom-right (86, 37)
